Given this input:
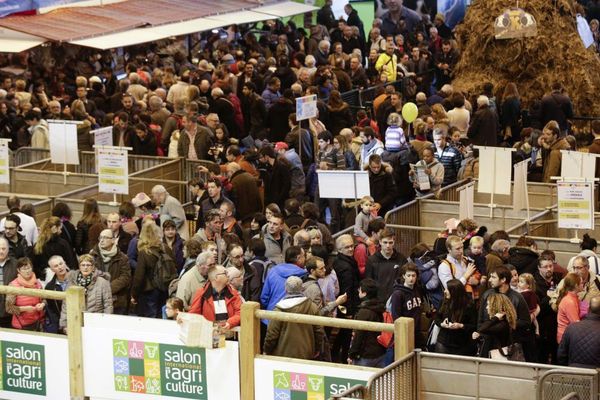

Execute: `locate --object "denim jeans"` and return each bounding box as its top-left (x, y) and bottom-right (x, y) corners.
top-left (354, 354), bottom-right (386, 368)
top-left (137, 289), bottom-right (166, 318)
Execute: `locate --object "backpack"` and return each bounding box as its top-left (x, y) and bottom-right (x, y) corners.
top-left (151, 248), bottom-right (178, 292)
top-left (377, 310), bottom-right (394, 348)
top-left (250, 258), bottom-right (275, 283)
top-left (169, 114), bottom-right (185, 131)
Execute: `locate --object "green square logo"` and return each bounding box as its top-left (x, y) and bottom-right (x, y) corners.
top-left (129, 358), bottom-right (145, 376)
top-left (1, 340), bottom-right (46, 396)
top-left (144, 343), bottom-right (159, 360)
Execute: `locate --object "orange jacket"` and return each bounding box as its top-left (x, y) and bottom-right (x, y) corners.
top-left (189, 282), bottom-right (242, 327)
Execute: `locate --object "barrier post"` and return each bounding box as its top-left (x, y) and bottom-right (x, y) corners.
top-left (66, 286), bottom-right (86, 399)
top-left (240, 302), bottom-right (260, 400)
top-left (394, 317), bottom-right (414, 360)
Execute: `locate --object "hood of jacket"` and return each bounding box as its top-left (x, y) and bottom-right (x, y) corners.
top-left (359, 298), bottom-right (385, 314)
top-left (275, 295), bottom-right (311, 311)
top-left (393, 279), bottom-right (415, 295)
top-left (272, 263), bottom-right (307, 280)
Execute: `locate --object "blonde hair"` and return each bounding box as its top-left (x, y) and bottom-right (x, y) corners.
top-left (519, 273), bottom-right (536, 291)
top-left (138, 222), bottom-right (162, 253)
top-left (78, 254), bottom-right (94, 266)
top-left (469, 236), bottom-right (484, 247)
top-left (360, 195), bottom-right (375, 205)
top-left (34, 217), bottom-right (61, 255)
top-left (487, 293), bottom-right (517, 330)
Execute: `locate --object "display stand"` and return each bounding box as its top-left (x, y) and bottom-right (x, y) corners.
top-left (48, 119), bottom-right (81, 185)
top-left (474, 146), bottom-right (515, 218)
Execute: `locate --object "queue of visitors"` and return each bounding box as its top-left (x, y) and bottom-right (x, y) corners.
top-left (0, 0), bottom-right (599, 372)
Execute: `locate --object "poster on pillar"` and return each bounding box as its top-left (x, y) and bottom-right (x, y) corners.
top-left (255, 356), bottom-right (376, 400)
top-left (0, 140), bottom-right (10, 184)
top-left (557, 181), bottom-right (594, 230)
top-left (0, 329), bottom-right (70, 400)
top-left (48, 121), bottom-right (79, 165)
top-left (97, 146), bottom-right (129, 195)
top-left (476, 147), bottom-right (512, 195)
top-left (82, 313), bottom-right (240, 400)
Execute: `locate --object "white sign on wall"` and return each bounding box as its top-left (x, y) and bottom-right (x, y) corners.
top-left (557, 181), bottom-right (594, 230)
top-left (97, 146), bottom-right (129, 195)
top-left (48, 120), bottom-right (79, 165)
top-left (0, 329), bottom-right (70, 400)
top-left (255, 356), bottom-right (376, 400)
top-left (83, 313), bottom-right (240, 400)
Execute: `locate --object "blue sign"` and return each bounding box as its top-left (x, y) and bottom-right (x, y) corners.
top-left (0, 0), bottom-right (35, 17)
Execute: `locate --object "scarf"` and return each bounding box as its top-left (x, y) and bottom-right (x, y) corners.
top-left (99, 243), bottom-right (118, 263)
top-left (17, 272), bottom-right (38, 288)
top-left (76, 271), bottom-right (94, 290)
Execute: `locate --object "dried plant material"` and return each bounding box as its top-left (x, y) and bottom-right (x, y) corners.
top-left (452, 0), bottom-right (600, 116)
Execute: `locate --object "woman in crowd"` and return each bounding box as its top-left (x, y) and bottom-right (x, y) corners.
top-left (131, 222), bottom-right (166, 318)
top-left (327, 90), bottom-right (352, 135)
top-left (5, 257), bottom-right (45, 330)
top-left (434, 279), bottom-right (477, 356)
top-left (472, 293), bottom-right (517, 358)
top-left (33, 216), bottom-right (77, 281)
top-left (75, 198), bottom-right (105, 255)
top-left (556, 272), bottom-right (582, 344)
top-left (51, 201), bottom-right (76, 250)
top-left (500, 82), bottom-right (521, 145)
top-left (334, 134), bottom-right (359, 170)
top-left (59, 254), bottom-right (113, 331)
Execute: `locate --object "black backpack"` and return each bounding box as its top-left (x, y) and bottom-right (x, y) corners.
top-left (151, 247), bottom-right (178, 292)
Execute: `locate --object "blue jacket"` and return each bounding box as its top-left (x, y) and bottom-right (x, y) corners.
top-left (260, 263), bottom-right (307, 323)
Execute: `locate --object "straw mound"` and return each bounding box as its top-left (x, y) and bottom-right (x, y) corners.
top-left (452, 0), bottom-right (600, 116)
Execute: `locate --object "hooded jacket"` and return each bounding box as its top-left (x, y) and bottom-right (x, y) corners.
top-left (365, 250), bottom-right (407, 303)
top-left (508, 247), bottom-right (540, 275)
top-left (260, 263), bottom-right (307, 316)
top-left (263, 295), bottom-right (325, 359)
top-left (390, 280), bottom-right (423, 325)
top-left (348, 298), bottom-right (386, 360)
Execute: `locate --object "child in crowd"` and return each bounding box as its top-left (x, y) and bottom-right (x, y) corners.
top-left (384, 113), bottom-right (408, 152)
top-left (354, 196), bottom-right (375, 243)
top-left (449, 126), bottom-right (470, 158)
top-left (466, 236), bottom-right (487, 287)
top-left (518, 273), bottom-right (540, 336)
top-left (164, 297), bottom-right (184, 320)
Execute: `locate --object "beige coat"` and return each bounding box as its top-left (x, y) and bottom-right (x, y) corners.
top-left (60, 269), bottom-right (113, 329)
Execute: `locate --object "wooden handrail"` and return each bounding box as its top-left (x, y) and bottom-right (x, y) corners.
top-left (255, 309), bottom-right (394, 332)
top-left (0, 284), bottom-right (67, 300)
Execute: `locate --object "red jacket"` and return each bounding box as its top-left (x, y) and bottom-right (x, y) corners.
top-left (189, 282), bottom-right (242, 327)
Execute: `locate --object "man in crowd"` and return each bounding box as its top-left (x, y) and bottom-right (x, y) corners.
top-left (225, 244), bottom-right (261, 302)
top-left (1, 214), bottom-right (31, 259)
top-left (259, 146), bottom-right (291, 210)
top-left (197, 177), bottom-right (234, 228)
top-left (367, 154), bottom-right (397, 215)
top-left (260, 246), bottom-right (307, 316)
top-left (1, 196), bottom-right (38, 245)
top-left (535, 254), bottom-right (563, 364)
top-left (0, 237), bottom-right (17, 328)
top-left (258, 212), bottom-right (292, 265)
top-left (106, 212), bottom-right (133, 254)
top-left (365, 229), bottom-right (406, 303)
top-left (44, 255), bottom-right (68, 333)
top-left (176, 251), bottom-right (215, 310)
top-left (152, 185), bottom-right (189, 241)
top-left (433, 128), bottom-right (462, 186)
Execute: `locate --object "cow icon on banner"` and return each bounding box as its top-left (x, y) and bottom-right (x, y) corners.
top-left (494, 8), bottom-right (538, 39)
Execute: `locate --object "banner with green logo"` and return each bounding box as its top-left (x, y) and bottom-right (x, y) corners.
top-left (112, 339), bottom-right (207, 399)
top-left (0, 331), bottom-right (69, 399)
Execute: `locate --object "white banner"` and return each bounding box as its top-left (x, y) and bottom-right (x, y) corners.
top-left (92, 126), bottom-right (114, 147)
top-left (0, 329), bottom-right (70, 400)
top-left (317, 170), bottom-right (370, 199)
top-left (476, 146), bottom-right (512, 195)
top-left (459, 183), bottom-right (474, 220)
top-left (513, 160), bottom-right (529, 212)
top-left (48, 121), bottom-right (79, 165)
top-left (557, 181), bottom-right (594, 230)
top-left (83, 313), bottom-right (240, 400)
top-left (255, 356), bottom-right (376, 400)
top-left (560, 150), bottom-right (598, 180)
top-left (0, 140), bottom-right (10, 184)
top-left (97, 146), bottom-right (129, 194)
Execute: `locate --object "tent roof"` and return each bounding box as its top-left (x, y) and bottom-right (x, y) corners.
top-left (0, 27), bottom-right (46, 53)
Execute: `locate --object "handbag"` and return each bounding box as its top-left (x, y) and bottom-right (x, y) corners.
top-left (489, 342), bottom-right (525, 361)
top-left (426, 322), bottom-right (440, 351)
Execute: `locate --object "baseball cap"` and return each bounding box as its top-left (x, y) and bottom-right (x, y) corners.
top-left (274, 142), bottom-right (288, 151)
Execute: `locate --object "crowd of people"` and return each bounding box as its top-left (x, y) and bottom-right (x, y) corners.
top-left (0, 0), bottom-right (599, 372)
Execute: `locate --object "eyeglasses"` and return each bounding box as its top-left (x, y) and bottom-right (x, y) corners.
top-left (18, 266), bottom-right (32, 271)
top-left (99, 236), bottom-right (113, 240)
top-left (80, 263), bottom-right (94, 268)
top-left (231, 254), bottom-right (244, 259)
top-left (216, 272), bottom-right (228, 278)
top-left (4, 226), bottom-right (17, 231)
top-left (342, 244), bottom-right (355, 249)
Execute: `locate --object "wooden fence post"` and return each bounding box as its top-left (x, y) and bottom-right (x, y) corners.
top-left (394, 317), bottom-right (415, 361)
top-left (240, 302), bottom-right (260, 400)
top-left (66, 286), bottom-right (85, 399)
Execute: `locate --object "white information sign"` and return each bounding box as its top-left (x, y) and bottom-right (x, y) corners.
top-left (92, 126), bottom-right (114, 147)
top-left (255, 356), bottom-right (376, 400)
top-left (317, 170), bottom-right (370, 199)
top-left (0, 329), bottom-right (70, 400)
top-left (557, 181), bottom-right (594, 230)
top-left (97, 146), bottom-right (129, 194)
top-left (0, 140), bottom-right (10, 184)
top-left (83, 313), bottom-right (240, 400)
top-left (48, 120), bottom-right (79, 165)
top-left (476, 146), bottom-right (512, 195)
top-left (295, 94), bottom-right (317, 121)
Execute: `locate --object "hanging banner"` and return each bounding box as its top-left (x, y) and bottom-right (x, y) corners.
top-left (476, 146), bottom-right (512, 195)
top-left (0, 330), bottom-right (70, 399)
top-left (255, 356), bottom-right (375, 399)
top-left (48, 120), bottom-right (80, 165)
top-left (92, 126), bottom-right (114, 147)
top-left (83, 313), bottom-right (240, 400)
top-left (459, 183), bottom-right (474, 220)
top-left (0, 140), bottom-right (10, 185)
top-left (557, 181), bottom-right (594, 230)
top-left (513, 159), bottom-right (529, 212)
top-left (97, 146), bottom-right (129, 194)
top-left (560, 150), bottom-right (598, 180)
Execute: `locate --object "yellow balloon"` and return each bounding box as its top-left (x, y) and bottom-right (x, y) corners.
top-left (402, 102), bottom-right (418, 123)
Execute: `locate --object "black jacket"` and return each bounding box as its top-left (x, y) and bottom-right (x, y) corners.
top-left (241, 262), bottom-right (262, 303)
top-left (557, 314), bottom-right (600, 368)
top-left (348, 299), bottom-right (386, 360)
top-left (332, 254), bottom-right (361, 316)
top-left (368, 169), bottom-right (397, 216)
top-left (467, 105), bottom-right (498, 147)
top-left (478, 288), bottom-right (533, 343)
top-left (365, 251), bottom-right (407, 303)
top-left (535, 271), bottom-right (562, 342)
top-left (33, 235), bottom-right (78, 281)
top-left (435, 301), bottom-right (477, 354)
top-left (0, 258), bottom-right (18, 318)
top-left (44, 275), bottom-right (67, 333)
top-left (264, 159), bottom-right (292, 210)
top-left (508, 247), bottom-right (540, 275)
top-left (390, 281), bottom-right (423, 333)
top-left (1, 232), bottom-right (32, 260)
